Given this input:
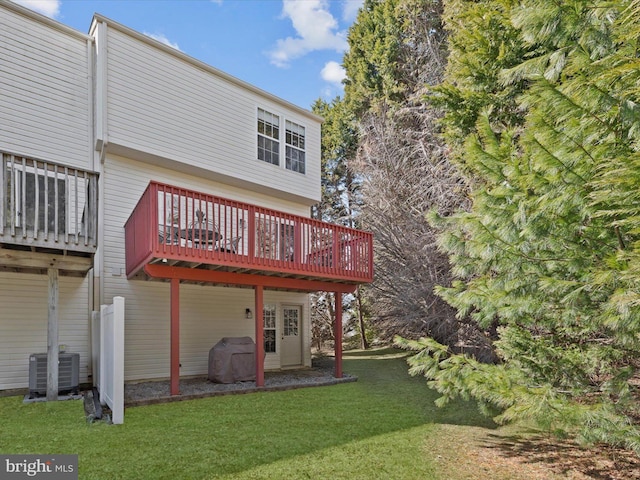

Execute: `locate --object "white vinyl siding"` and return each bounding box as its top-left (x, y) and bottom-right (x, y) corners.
top-left (102, 155), bottom-right (311, 380)
top-left (180, 288), bottom-right (308, 374)
top-left (0, 273), bottom-right (90, 390)
top-left (102, 25), bottom-right (321, 205)
top-left (0, 7), bottom-right (91, 169)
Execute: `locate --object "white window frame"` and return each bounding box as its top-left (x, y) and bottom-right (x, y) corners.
top-left (257, 108), bottom-right (280, 166)
top-left (264, 303), bottom-right (277, 354)
top-left (285, 120), bottom-right (306, 174)
top-left (256, 107), bottom-right (307, 176)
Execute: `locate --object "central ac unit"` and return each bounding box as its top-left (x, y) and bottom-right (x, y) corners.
top-left (28, 353), bottom-right (80, 398)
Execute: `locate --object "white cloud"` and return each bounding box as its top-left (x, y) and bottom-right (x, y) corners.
top-left (269, 0), bottom-right (348, 68)
top-left (342, 0), bottom-right (364, 22)
top-left (11, 0), bottom-right (60, 18)
top-left (143, 32), bottom-right (181, 51)
top-left (321, 61), bottom-right (346, 86)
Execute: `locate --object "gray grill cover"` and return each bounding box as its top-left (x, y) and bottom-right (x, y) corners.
top-left (208, 336), bottom-right (256, 383)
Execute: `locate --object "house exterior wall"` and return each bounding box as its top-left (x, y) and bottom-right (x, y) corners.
top-left (0, 3), bottom-right (93, 392)
top-left (108, 282), bottom-right (310, 381)
top-left (0, 3), bottom-right (319, 391)
top-left (102, 154), bottom-right (311, 380)
top-left (95, 18), bottom-right (322, 206)
top-left (0, 272), bottom-right (90, 390)
top-left (0, 5), bottom-right (92, 169)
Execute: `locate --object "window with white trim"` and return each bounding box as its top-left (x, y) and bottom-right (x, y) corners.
top-left (285, 120), bottom-right (305, 174)
top-left (257, 108), bottom-right (307, 175)
top-left (264, 304), bottom-right (277, 353)
top-left (257, 108), bottom-right (280, 166)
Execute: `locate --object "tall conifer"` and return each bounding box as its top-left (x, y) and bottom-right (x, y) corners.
top-left (401, 0), bottom-right (640, 452)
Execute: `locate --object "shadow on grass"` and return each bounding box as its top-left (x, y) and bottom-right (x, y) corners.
top-left (482, 432), bottom-right (640, 480)
top-left (0, 349), bottom-right (499, 479)
top-left (342, 349), bottom-right (498, 430)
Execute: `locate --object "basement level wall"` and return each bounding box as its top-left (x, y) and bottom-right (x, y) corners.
top-left (0, 272), bottom-right (90, 391)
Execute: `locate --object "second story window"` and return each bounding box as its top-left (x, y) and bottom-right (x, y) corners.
top-left (285, 120), bottom-right (305, 174)
top-left (257, 108), bottom-right (280, 166)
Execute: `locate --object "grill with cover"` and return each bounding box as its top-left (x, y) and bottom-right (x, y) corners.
top-left (208, 337), bottom-right (256, 383)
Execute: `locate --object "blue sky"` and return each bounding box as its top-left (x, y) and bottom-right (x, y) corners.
top-left (13, 0), bottom-right (364, 110)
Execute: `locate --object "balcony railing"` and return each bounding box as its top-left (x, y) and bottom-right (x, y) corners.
top-left (0, 151), bottom-right (98, 253)
top-left (125, 181), bottom-right (373, 284)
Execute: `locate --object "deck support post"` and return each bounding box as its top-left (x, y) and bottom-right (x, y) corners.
top-left (334, 292), bottom-right (343, 378)
top-left (254, 285), bottom-right (264, 387)
top-left (47, 267), bottom-right (59, 401)
top-left (170, 277), bottom-right (180, 396)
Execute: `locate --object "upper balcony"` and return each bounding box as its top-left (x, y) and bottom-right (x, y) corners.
top-left (0, 151), bottom-right (98, 273)
top-left (125, 182), bottom-right (373, 286)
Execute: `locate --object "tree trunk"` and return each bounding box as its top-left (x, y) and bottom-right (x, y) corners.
top-left (326, 293), bottom-right (335, 340)
top-left (355, 286), bottom-right (369, 349)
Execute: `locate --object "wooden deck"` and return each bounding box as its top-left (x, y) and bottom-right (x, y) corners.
top-left (0, 151), bottom-right (98, 274)
top-left (125, 181), bottom-right (373, 285)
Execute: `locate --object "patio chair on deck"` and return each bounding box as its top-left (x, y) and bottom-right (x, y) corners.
top-left (187, 210), bottom-right (220, 249)
top-left (158, 225), bottom-right (181, 245)
top-left (218, 236), bottom-right (241, 254)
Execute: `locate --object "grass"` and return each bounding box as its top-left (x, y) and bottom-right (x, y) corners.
top-left (0, 348), bottom-right (549, 479)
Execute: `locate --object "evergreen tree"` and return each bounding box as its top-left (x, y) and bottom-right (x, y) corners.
top-left (343, 0), bottom-right (406, 117)
top-left (344, 0), bottom-right (446, 116)
top-left (311, 98), bottom-right (359, 227)
top-left (311, 98), bottom-right (370, 349)
top-left (433, 0), bottom-right (527, 151)
top-left (400, 0), bottom-right (640, 453)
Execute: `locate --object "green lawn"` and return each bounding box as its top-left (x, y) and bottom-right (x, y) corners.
top-left (0, 349), bottom-right (499, 479)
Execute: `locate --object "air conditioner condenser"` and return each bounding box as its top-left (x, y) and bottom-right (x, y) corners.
top-left (28, 353), bottom-right (80, 398)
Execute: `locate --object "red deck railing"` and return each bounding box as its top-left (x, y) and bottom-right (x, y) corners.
top-left (124, 181), bottom-right (373, 284)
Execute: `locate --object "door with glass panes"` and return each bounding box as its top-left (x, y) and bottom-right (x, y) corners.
top-left (281, 305), bottom-right (302, 366)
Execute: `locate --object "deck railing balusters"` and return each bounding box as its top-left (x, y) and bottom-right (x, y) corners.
top-left (9, 155), bottom-right (15, 237)
top-left (63, 166), bottom-right (69, 244)
top-left (83, 170), bottom-right (88, 245)
top-left (21, 157), bottom-right (26, 239)
top-left (33, 159), bottom-right (40, 239)
top-left (0, 150), bottom-right (97, 252)
top-left (127, 181), bottom-right (372, 281)
top-left (74, 169), bottom-right (79, 245)
top-left (43, 161), bottom-right (49, 240)
top-left (53, 164), bottom-right (59, 241)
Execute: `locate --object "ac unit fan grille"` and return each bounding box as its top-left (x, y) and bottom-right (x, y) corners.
top-left (28, 353), bottom-right (80, 398)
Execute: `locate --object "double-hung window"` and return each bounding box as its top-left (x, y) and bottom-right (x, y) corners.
top-left (257, 108), bottom-right (306, 175)
top-left (257, 108), bottom-right (280, 166)
top-left (285, 120), bottom-right (305, 174)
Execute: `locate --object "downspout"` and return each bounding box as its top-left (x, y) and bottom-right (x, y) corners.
top-left (86, 35), bottom-right (96, 383)
top-left (92, 18), bottom-right (108, 311)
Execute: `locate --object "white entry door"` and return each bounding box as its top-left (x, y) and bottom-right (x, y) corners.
top-left (281, 305), bottom-right (302, 367)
